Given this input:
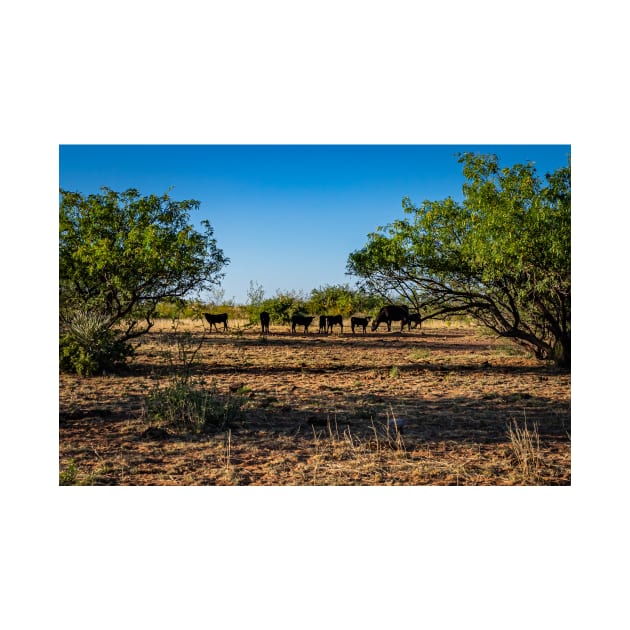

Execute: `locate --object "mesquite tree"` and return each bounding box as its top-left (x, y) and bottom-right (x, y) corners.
top-left (59, 187), bottom-right (228, 374)
top-left (347, 153), bottom-right (571, 368)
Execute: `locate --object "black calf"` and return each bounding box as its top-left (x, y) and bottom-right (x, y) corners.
top-left (204, 312), bottom-right (228, 332)
top-left (406, 313), bottom-right (422, 329)
top-left (319, 315), bottom-right (328, 334)
top-left (291, 314), bottom-right (314, 334)
top-left (260, 311), bottom-right (270, 334)
top-left (326, 315), bottom-right (343, 334)
top-left (351, 316), bottom-right (371, 334)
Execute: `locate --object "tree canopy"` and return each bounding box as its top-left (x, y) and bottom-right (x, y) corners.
top-left (59, 187), bottom-right (228, 373)
top-left (347, 153), bottom-right (571, 368)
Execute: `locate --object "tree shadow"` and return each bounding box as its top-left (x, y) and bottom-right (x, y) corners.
top-left (121, 357), bottom-right (561, 380)
top-left (59, 375), bottom-right (570, 448)
top-left (62, 326), bottom-right (569, 451)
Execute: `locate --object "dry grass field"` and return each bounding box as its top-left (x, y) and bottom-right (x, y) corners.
top-left (59, 318), bottom-right (571, 485)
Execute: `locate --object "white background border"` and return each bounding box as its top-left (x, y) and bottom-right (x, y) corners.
top-left (3, 1), bottom-right (626, 628)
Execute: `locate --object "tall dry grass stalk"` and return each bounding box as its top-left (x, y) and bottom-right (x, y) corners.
top-left (507, 416), bottom-right (542, 482)
top-left (224, 429), bottom-right (232, 472)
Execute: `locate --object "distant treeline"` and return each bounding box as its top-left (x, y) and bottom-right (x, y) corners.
top-left (154, 283), bottom-right (390, 324)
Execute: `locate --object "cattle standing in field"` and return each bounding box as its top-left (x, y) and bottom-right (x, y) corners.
top-left (350, 316), bottom-right (371, 334)
top-left (319, 315), bottom-right (328, 334)
top-left (204, 312), bottom-right (229, 332)
top-left (326, 314), bottom-right (344, 334)
top-left (260, 311), bottom-right (270, 334)
top-left (291, 314), bottom-right (315, 334)
top-left (407, 313), bottom-right (422, 329)
top-left (371, 304), bottom-right (410, 332)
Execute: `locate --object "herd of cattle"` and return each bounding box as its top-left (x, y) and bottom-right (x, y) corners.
top-left (204, 304), bottom-right (422, 335)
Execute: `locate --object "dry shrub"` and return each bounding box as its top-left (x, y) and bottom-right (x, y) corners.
top-left (142, 377), bottom-right (245, 434)
top-left (507, 417), bottom-right (542, 482)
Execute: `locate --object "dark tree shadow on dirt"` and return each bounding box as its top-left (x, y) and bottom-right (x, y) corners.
top-left (122, 357), bottom-right (564, 380)
top-left (59, 379), bottom-right (570, 448)
top-left (62, 326), bottom-right (569, 450)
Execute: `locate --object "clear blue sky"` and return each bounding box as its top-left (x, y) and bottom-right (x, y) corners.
top-left (59, 144), bottom-right (570, 304)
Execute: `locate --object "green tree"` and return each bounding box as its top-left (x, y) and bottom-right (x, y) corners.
top-left (307, 284), bottom-right (387, 317)
top-left (257, 289), bottom-right (308, 325)
top-left (347, 153), bottom-right (571, 368)
top-left (60, 187), bottom-right (228, 374)
top-left (308, 284), bottom-right (355, 316)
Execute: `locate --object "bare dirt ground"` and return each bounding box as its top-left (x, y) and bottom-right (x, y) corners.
top-left (59, 319), bottom-right (571, 485)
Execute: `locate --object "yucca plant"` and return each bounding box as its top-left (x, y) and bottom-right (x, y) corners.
top-left (60, 308), bottom-right (134, 375)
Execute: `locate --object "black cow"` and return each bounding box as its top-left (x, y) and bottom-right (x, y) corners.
top-left (291, 314), bottom-right (314, 334)
top-left (318, 315), bottom-right (328, 334)
top-left (204, 312), bottom-right (228, 332)
top-left (407, 313), bottom-right (422, 329)
top-left (326, 315), bottom-right (344, 334)
top-left (371, 304), bottom-right (409, 332)
top-left (350, 316), bottom-right (371, 334)
top-left (260, 311), bottom-right (270, 334)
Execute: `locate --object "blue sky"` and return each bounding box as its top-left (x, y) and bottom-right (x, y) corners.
top-left (59, 144), bottom-right (570, 304)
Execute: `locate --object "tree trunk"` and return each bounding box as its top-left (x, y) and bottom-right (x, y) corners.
top-left (553, 334), bottom-right (571, 370)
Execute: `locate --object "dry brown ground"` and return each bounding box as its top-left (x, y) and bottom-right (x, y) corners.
top-left (59, 318), bottom-right (571, 485)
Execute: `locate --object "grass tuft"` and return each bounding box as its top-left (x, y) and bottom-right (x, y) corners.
top-left (507, 416), bottom-right (542, 483)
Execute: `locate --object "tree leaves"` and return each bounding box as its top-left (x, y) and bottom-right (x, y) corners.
top-left (347, 152), bottom-right (571, 367)
top-left (59, 187), bottom-right (229, 344)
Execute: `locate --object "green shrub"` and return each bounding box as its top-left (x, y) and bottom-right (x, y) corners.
top-left (155, 299), bottom-right (194, 319)
top-left (59, 459), bottom-right (79, 485)
top-left (59, 308), bottom-right (134, 375)
top-left (60, 333), bottom-right (134, 376)
top-left (307, 284), bottom-right (385, 318)
top-left (143, 377), bottom-right (245, 434)
top-left (246, 291), bottom-right (309, 325)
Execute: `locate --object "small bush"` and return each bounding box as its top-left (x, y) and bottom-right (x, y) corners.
top-left (59, 330), bottom-right (134, 376)
top-left (409, 349), bottom-right (430, 361)
top-left (59, 459), bottom-right (79, 485)
top-left (60, 308), bottom-right (135, 375)
top-left (60, 336), bottom-right (99, 376)
top-left (143, 377), bottom-right (245, 434)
